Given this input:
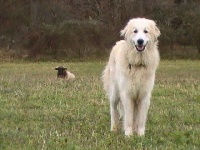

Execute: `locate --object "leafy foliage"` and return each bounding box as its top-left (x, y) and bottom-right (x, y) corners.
top-left (0, 0), bottom-right (200, 59)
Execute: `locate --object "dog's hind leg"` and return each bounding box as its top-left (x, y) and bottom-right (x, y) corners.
top-left (109, 85), bottom-right (120, 132)
top-left (117, 101), bottom-right (124, 120)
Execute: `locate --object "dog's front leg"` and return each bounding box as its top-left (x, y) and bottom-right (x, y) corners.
top-left (121, 92), bottom-right (134, 136)
top-left (135, 93), bottom-right (151, 136)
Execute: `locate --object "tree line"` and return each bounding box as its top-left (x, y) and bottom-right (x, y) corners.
top-left (0, 0), bottom-right (200, 60)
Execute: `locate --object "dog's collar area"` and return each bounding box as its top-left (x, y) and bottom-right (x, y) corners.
top-left (128, 63), bottom-right (147, 69)
top-left (129, 64), bottom-right (131, 69)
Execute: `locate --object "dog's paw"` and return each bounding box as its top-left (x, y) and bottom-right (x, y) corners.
top-left (136, 128), bottom-right (145, 136)
top-left (111, 124), bottom-right (119, 132)
top-left (125, 127), bottom-right (133, 136)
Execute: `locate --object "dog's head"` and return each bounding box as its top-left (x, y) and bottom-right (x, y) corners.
top-left (55, 66), bottom-right (67, 77)
top-left (120, 18), bottom-right (160, 52)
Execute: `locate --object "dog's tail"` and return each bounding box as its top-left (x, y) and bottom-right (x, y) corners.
top-left (102, 64), bottom-right (110, 95)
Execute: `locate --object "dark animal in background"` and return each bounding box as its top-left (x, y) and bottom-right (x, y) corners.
top-left (55, 66), bottom-right (75, 80)
top-left (55, 66), bottom-right (67, 78)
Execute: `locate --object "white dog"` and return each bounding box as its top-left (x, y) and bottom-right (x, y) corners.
top-left (102, 18), bottom-right (160, 136)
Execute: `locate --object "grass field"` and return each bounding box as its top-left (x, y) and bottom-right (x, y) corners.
top-left (0, 60), bottom-right (199, 150)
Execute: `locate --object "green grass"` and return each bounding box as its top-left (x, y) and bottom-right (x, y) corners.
top-left (0, 60), bottom-right (199, 150)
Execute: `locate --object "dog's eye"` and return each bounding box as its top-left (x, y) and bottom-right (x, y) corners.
top-left (144, 30), bottom-right (148, 33)
top-left (133, 30), bottom-right (138, 33)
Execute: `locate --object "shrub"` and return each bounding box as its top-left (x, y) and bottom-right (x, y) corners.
top-left (22, 20), bottom-right (115, 59)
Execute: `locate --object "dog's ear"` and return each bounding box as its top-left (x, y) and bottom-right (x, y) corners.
top-left (120, 19), bottom-right (135, 40)
top-left (120, 24), bottom-right (129, 39)
top-left (154, 25), bottom-right (161, 39)
top-left (150, 20), bottom-right (161, 41)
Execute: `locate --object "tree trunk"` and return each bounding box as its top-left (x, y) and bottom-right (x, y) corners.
top-left (113, 0), bottom-right (122, 27)
top-left (30, 0), bottom-right (39, 26)
top-left (139, 0), bottom-right (144, 16)
top-left (183, 0), bottom-right (187, 5)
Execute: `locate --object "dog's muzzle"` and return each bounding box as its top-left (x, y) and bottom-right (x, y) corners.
top-left (135, 39), bottom-right (147, 52)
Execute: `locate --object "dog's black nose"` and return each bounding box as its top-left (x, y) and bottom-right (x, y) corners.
top-left (137, 39), bottom-right (144, 45)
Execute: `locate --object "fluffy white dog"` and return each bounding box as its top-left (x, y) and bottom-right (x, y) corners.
top-left (102, 18), bottom-right (160, 136)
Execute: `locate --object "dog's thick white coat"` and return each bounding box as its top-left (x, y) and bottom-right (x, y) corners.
top-left (102, 18), bottom-right (160, 136)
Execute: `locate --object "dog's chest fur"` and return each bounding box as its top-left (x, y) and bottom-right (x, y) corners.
top-left (123, 65), bottom-right (153, 99)
top-left (115, 49), bottom-right (157, 99)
